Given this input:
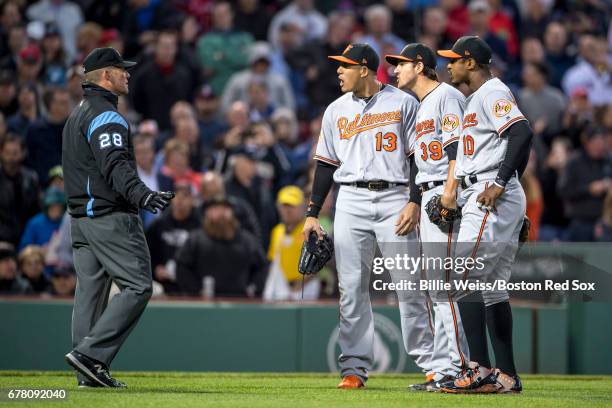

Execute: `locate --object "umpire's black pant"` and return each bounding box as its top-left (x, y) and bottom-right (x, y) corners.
top-left (70, 211), bottom-right (152, 380)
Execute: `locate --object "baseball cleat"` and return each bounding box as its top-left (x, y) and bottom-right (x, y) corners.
top-left (408, 373), bottom-right (436, 391)
top-left (426, 374), bottom-right (456, 392)
top-left (337, 375), bottom-right (365, 389)
top-left (65, 351), bottom-right (127, 388)
top-left (440, 362), bottom-right (496, 394)
top-left (77, 379), bottom-right (101, 388)
top-left (492, 369), bottom-right (522, 394)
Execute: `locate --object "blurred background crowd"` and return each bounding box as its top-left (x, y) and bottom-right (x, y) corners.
top-left (0, 0), bottom-right (610, 299)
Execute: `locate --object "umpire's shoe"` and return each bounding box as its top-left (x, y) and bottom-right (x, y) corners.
top-left (65, 351), bottom-right (127, 388)
top-left (491, 369), bottom-right (522, 393)
top-left (77, 379), bottom-right (101, 388)
top-left (440, 363), bottom-right (497, 394)
top-left (337, 375), bottom-right (365, 389)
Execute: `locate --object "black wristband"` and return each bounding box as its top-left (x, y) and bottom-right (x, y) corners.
top-left (305, 203), bottom-right (321, 218)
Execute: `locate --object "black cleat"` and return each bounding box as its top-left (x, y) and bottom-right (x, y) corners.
top-left (440, 363), bottom-right (497, 394)
top-left (78, 379), bottom-right (101, 388)
top-left (512, 375), bottom-right (522, 392)
top-left (408, 380), bottom-right (434, 391)
top-left (427, 375), bottom-right (456, 392)
top-left (65, 351), bottom-right (127, 388)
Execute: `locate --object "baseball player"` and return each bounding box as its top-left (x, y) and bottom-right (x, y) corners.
top-left (436, 36), bottom-right (533, 393)
top-left (303, 43), bottom-right (435, 389)
top-left (62, 47), bottom-right (174, 387)
top-left (385, 43), bottom-right (470, 391)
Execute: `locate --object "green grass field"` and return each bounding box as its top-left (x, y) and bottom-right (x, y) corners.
top-left (1, 371), bottom-right (611, 408)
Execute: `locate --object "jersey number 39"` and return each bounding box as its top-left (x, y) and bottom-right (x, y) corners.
top-left (99, 133), bottom-right (123, 149)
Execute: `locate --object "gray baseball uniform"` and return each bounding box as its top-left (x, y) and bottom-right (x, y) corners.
top-left (316, 84), bottom-right (435, 381)
top-left (415, 82), bottom-right (469, 377)
top-left (454, 77), bottom-right (527, 303)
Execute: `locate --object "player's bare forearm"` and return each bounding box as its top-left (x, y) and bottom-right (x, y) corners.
top-left (441, 160), bottom-right (459, 209)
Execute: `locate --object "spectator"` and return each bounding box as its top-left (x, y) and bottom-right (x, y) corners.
top-left (519, 0), bottom-right (551, 41)
top-left (0, 134), bottom-right (39, 246)
top-left (75, 22), bottom-right (102, 62)
top-left (98, 28), bottom-right (124, 55)
top-left (562, 87), bottom-right (594, 147)
top-left (268, 0), bottom-right (328, 49)
top-left (247, 78), bottom-right (275, 121)
top-left (221, 41), bottom-right (295, 115)
top-left (421, 7), bottom-right (450, 51)
top-left (25, 87), bottom-right (70, 184)
top-left (7, 82), bottom-right (40, 137)
top-left (0, 1), bottom-right (22, 58)
top-left (466, 0), bottom-right (509, 64)
top-left (146, 182), bottom-right (200, 295)
top-left (135, 134), bottom-right (174, 192)
top-left (122, 0), bottom-right (179, 58)
top-left (176, 197), bottom-right (267, 297)
top-left (233, 0), bottom-right (273, 42)
top-left (488, 0), bottom-right (519, 59)
top-left (193, 84), bottom-right (227, 148)
top-left (0, 24), bottom-right (27, 73)
top-left (131, 30), bottom-right (197, 130)
top-left (544, 22), bottom-right (575, 89)
top-left (538, 137), bottom-right (571, 241)
top-left (17, 245), bottom-right (50, 293)
top-left (358, 4), bottom-right (405, 59)
top-left (441, 0), bottom-right (469, 41)
top-left (594, 191), bottom-right (612, 242)
top-left (265, 185), bottom-right (319, 300)
top-left (558, 126), bottom-right (612, 241)
top-left (47, 165), bottom-right (63, 190)
top-left (292, 11), bottom-right (354, 109)
top-left (200, 170), bottom-right (261, 243)
top-left (518, 62), bottom-right (566, 141)
top-left (196, 1), bottom-right (254, 96)
top-left (15, 44), bottom-right (43, 85)
top-left (0, 242), bottom-right (31, 295)
top-left (161, 139), bottom-right (202, 194)
top-left (19, 187), bottom-right (65, 251)
top-left (26, 0), bottom-right (83, 62)
top-left (0, 71), bottom-right (17, 117)
top-left (174, 115), bottom-right (214, 171)
top-left (562, 35), bottom-right (612, 107)
top-left (40, 23), bottom-right (68, 86)
top-left (386, 0), bottom-right (416, 43)
top-left (47, 265), bottom-right (76, 296)
top-left (65, 65), bottom-right (85, 108)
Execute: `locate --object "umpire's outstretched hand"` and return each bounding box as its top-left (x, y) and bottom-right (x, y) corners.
top-left (141, 191), bottom-right (175, 214)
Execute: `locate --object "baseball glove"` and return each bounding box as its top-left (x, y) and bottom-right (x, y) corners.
top-left (425, 194), bottom-right (461, 229)
top-left (298, 231), bottom-right (334, 275)
top-left (519, 215), bottom-right (531, 243)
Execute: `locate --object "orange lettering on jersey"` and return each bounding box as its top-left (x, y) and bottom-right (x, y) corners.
top-left (337, 111), bottom-right (401, 139)
top-left (463, 113), bottom-right (478, 129)
top-left (416, 119), bottom-right (435, 139)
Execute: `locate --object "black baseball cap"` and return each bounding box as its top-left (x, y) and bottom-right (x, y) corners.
top-left (437, 36), bottom-right (492, 64)
top-left (328, 43), bottom-right (379, 72)
top-left (83, 47), bottom-right (136, 74)
top-left (385, 43), bottom-right (437, 69)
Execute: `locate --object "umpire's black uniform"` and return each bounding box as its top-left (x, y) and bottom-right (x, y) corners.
top-left (62, 48), bottom-right (167, 387)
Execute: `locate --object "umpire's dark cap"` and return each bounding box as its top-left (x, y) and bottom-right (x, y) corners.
top-left (437, 36), bottom-right (492, 64)
top-left (385, 43), bottom-right (437, 69)
top-left (83, 47), bottom-right (136, 73)
top-left (329, 43), bottom-right (379, 72)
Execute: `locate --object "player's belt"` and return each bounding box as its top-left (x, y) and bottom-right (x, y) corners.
top-left (419, 180), bottom-right (444, 193)
top-left (341, 180), bottom-right (407, 191)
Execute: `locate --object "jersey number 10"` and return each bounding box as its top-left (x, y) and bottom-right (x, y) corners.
top-left (463, 135), bottom-right (475, 156)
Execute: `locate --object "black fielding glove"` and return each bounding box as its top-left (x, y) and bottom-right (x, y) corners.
top-left (141, 191), bottom-right (175, 214)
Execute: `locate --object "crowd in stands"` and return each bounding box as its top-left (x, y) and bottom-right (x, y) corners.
top-left (0, 0), bottom-right (610, 298)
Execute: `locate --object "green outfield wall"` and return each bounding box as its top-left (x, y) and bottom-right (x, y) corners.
top-left (1, 299), bottom-right (609, 374)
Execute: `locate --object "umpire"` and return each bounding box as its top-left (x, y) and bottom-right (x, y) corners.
top-left (62, 47), bottom-right (174, 388)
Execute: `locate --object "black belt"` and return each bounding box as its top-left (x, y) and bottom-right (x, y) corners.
top-left (341, 180), bottom-right (407, 191)
top-left (460, 173), bottom-right (515, 189)
top-left (420, 180), bottom-right (444, 193)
